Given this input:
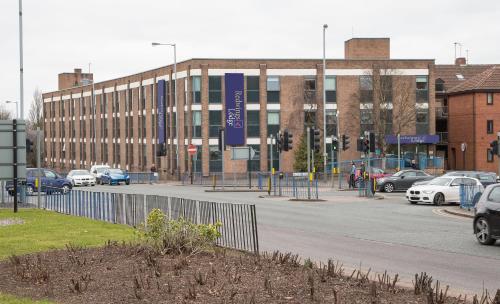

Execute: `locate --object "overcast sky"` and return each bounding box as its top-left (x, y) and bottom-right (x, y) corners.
top-left (1, 0), bottom-right (499, 117)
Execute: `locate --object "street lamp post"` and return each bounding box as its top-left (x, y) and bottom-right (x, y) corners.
top-left (5, 100), bottom-right (19, 118)
top-left (152, 42), bottom-right (179, 179)
top-left (322, 24), bottom-right (328, 178)
top-left (19, 0), bottom-right (24, 119)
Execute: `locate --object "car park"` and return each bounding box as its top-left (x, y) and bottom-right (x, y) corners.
top-left (99, 168), bottom-right (130, 185)
top-left (90, 165), bottom-right (110, 183)
top-left (67, 170), bottom-right (96, 187)
top-left (5, 168), bottom-right (73, 196)
top-left (376, 170), bottom-right (434, 193)
top-left (406, 176), bottom-right (483, 205)
top-left (473, 184), bottom-right (500, 245)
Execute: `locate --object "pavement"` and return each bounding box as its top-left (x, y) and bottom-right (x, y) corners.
top-left (75, 183), bottom-right (500, 296)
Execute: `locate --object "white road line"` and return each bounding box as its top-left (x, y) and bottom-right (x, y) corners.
top-left (432, 208), bottom-right (470, 220)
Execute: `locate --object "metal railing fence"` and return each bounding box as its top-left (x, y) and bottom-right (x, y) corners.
top-left (36, 188), bottom-right (259, 254)
top-left (459, 184), bottom-right (483, 210)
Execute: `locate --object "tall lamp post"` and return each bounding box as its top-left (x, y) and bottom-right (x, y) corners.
top-left (322, 24), bottom-right (328, 177)
top-left (5, 100), bottom-right (19, 118)
top-left (19, 0), bottom-right (24, 119)
top-left (152, 42), bottom-right (179, 178)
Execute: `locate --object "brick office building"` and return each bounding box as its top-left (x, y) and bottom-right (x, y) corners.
top-left (42, 38), bottom-right (436, 178)
top-left (447, 66), bottom-right (500, 171)
top-left (434, 58), bottom-right (493, 168)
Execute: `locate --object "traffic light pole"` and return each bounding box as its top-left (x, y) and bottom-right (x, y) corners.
top-left (37, 127), bottom-right (41, 208)
top-left (221, 130), bottom-right (225, 191)
top-left (307, 127), bottom-right (311, 200)
top-left (337, 111), bottom-right (341, 189)
top-left (270, 135), bottom-right (274, 194)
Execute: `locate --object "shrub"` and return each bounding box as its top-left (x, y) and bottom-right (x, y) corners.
top-left (138, 209), bottom-right (222, 256)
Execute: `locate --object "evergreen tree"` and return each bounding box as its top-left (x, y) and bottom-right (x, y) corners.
top-left (293, 134), bottom-right (324, 172)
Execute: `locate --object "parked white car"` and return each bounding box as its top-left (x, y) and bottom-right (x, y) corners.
top-left (89, 165), bottom-right (110, 183)
top-left (406, 176), bottom-right (483, 205)
top-left (67, 170), bottom-right (96, 187)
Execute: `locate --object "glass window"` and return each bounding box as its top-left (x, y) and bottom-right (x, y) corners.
top-left (247, 110), bottom-right (260, 137)
top-left (416, 111), bottom-right (428, 123)
top-left (246, 76), bottom-right (260, 104)
top-left (488, 149), bottom-right (494, 162)
top-left (304, 77), bottom-right (316, 102)
top-left (325, 110), bottom-right (337, 136)
top-left (435, 79), bottom-right (445, 92)
top-left (325, 76), bottom-right (336, 103)
top-left (44, 170), bottom-right (56, 178)
top-left (267, 111), bottom-right (280, 137)
top-left (209, 110), bottom-right (222, 138)
top-left (304, 110), bottom-right (316, 128)
top-left (416, 76), bottom-right (428, 90)
top-left (209, 76), bottom-right (222, 104)
top-left (248, 144), bottom-right (260, 172)
top-left (192, 111), bottom-right (202, 138)
top-left (403, 171), bottom-right (417, 177)
top-left (209, 146), bottom-right (222, 172)
top-left (487, 93), bottom-right (494, 105)
top-left (416, 76), bottom-right (428, 103)
top-left (487, 120), bottom-right (494, 134)
top-left (192, 76), bottom-right (201, 104)
top-left (360, 76), bottom-right (373, 90)
top-left (487, 186), bottom-right (500, 202)
top-left (267, 76), bottom-right (280, 104)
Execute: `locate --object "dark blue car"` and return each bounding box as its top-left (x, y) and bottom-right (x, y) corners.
top-left (5, 168), bottom-right (73, 196)
top-left (99, 168), bottom-right (130, 185)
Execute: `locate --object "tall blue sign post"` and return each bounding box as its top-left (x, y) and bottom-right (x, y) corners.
top-left (157, 80), bottom-right (166, 156)
top-left (224, 73), bottom-right (245, 146)
top-left (224, 73), bottom-right (248, 186)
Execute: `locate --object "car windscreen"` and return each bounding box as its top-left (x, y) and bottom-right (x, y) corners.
top-left (428, 177), bottom-right (452, 186)
top-left (478, 174), bottom-right (496, 182)
top-left (109, 169), bottom-right (123, 174)
top-left (393, 171), bottom-right (404, 177)
top-left (96, 168), bottom-right (107, 173)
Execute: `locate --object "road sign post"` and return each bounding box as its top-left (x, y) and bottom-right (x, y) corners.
top-left (188, 144), bottom-right (197, 185)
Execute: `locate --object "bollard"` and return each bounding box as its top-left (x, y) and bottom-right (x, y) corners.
top-left (212, 175), bottom-right (216, 191)
top-left (267, 177), bottom-right (271, 195)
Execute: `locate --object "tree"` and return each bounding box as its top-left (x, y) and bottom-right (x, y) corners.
top-left (0, 104), bottom-right (12, 120)
top-left (346, 63), bottom-right (416, 153)
top-left (293, 134), bottom-right (324, 172)
top-left (26, 88), bottom-right (45, 167)
top-left (28, 88), bottom-right (44, 130)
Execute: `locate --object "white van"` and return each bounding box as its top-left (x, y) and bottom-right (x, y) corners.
top-left (89, 165), bottom-right (110, 183)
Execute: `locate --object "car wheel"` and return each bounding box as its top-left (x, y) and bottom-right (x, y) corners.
top-left (383, 183), bottom-right (395, 193)
top-left (433, 193), bottom-right (444, 206)
top-left (8, 190), bottom-right (15, 197)
top-left (62, 185), bottom-right (70, 194)
top-left (25, 185), bottom-right (34, 196)
top-left (125, 180), bottom-right (130, 185)
top-left (475, 217), bottom-right (495, 245)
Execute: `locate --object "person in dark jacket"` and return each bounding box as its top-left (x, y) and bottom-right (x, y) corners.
top-left (150, 164), bottom-right (157, 184)
top-left (349, 162), bottom-right (356, 189)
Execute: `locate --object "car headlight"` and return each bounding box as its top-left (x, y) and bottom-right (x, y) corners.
top-left (422, 190), bottom-right (434, 194)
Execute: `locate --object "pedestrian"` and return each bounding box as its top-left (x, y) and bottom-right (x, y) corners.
top-left (150, 163), bottom-right (157, 184)
top-left (349, 162), bottom-right (356, 189)
top-left (411, 159), bottom-right (417, 170)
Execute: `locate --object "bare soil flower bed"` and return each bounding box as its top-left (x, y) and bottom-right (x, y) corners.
top-left (0, 242), bottom-right (497, 304)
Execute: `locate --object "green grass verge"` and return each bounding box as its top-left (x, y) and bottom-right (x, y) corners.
top-left (0, 208), bottom-right (135, 303)
top-left (0, 208), bottom-right (135, 260)
top-left (0, 293), bottom-right (54, 304)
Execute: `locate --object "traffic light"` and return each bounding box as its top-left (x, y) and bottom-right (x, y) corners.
top-left (332, 136), bottom-right (338, 151)
top-left (311, 127), bottom-right (321, 153)
top-left (25, 139), bottom-right (34, 153)
top-left (277, 132), bottom-right (283, 152)
top-left (283, 130), bottom-right (293, 151)
top-left (218, 128), bottom-right (227, 152)
top-left (490, 140), bottom-right (498, 156)
top-left (342, 134), bottom-right (350, 151)
top-left (369, 132), bottom-right (376, 153)
top-left (363, 137), bottom-right (370, 153)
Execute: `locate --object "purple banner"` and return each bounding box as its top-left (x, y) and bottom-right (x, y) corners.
top-left (385, 134), bottom-right (439, 145)
top-left (157, 80), bottom-right (166, 144)
top-left (224, 73), bottom-right (245, 146)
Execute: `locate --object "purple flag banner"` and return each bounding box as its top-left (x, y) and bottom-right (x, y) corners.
top-left (225, 73), bottom-right (245, 146)
top-left (385, 134), bottom-right (439, 145)
top-left (157, 80), bottom-right (166, 144)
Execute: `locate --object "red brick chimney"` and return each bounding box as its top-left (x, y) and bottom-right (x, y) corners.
top-left (58, 68), bottom-right (93, 90)
top-left (455, 57), bottom-right (466, 66)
